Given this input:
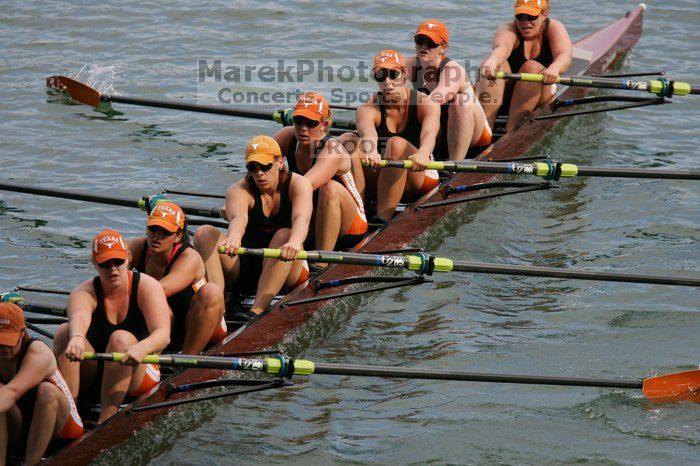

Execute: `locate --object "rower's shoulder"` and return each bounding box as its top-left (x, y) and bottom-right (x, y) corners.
top-left (128, 236), bottom-right (147, 259)
top-left (288, 171), bottom-right (313, 192)
top-left (273, 126), bottom-right (296, 154)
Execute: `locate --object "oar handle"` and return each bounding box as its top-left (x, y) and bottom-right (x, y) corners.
top-left (495, 71), bottom-right (698, 97)
top-left (372, 159), bottom-right (580, 177)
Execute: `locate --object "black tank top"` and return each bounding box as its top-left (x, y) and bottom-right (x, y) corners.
top-left (286, 135), bottom-right (333, 178)
top-left (376, 88), bottom-right (422, 150)
top-left (136, 243), bottom-right (194, 350)
top-left (86, 271), bottom-right (149, 353)
top-left (241, 173), bottom-right (294, 247)
top-left (508, 18), bottom-right (554, 73)
top-left (412, 57), bottom-right (451, 95)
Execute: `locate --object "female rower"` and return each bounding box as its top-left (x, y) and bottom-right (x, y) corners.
top-left (194, 135), bottom-right (313, 321)
top-left (477, 0), bottom-right (572, 131)
top-left (273, 92), bottom-right (368, 251)
top-left (53, 229), bottom-right (171, 424)
top-left (129, 201), bottom-right (226, 355)
top-left (406, 20), bottom-right (493, 160)
top-left (0, 303), bottom-right (83, 466)
top-left (341, 50), bottom-right (441, 223)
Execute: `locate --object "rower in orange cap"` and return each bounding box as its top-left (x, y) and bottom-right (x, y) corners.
top-left (0, 303), bottom-right (83, 466)
top-left (274, 91), bottom-right (368, 253)
top-left (129, 201), bottom-right (226, 355)
top-left (406, 20), bottom-right (493, 160)
top-left (341, 49), bottom-right (441, 223)
top-left (53, 229), bottom-right (171, 423)
top-left (195, 135), bottom-right (313, 321)
top-left (477, 0), bottom-right (573, 131)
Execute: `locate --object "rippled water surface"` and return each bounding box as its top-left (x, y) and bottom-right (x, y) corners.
top-left (1, 1), bottom-right (699, 464)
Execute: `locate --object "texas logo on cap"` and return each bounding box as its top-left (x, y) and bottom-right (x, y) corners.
top-left (515, 0), bottom-right (548, 16)
top-left (415, 20), bottom-right (449, 45)
top-left (147, 202), bottom-right (185, 233)
top-left (293, 92), bottom-right (330, 122)
top-left (0, 302), bottom-right (26, 347)
top-left (373, 49), bottom-right (406, 71)
top-left (92, 229), bottom-right (128, 264)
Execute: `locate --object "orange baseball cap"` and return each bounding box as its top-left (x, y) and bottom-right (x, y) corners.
top-left (147, 201), bottom-right (185, 233)
top-left (293, 92), bottom-right (330, 122)
top-left (373, 49), bottom-right (406, 71)
top-left (0, 303), bottom-right (25, 347)
top-left (515, 0), bottom-right (548, 16)
top-left (245, 135), bottom-right (282, 165)
top-left (92, 229), bottom-right (128, 265)
top-left (415, 20), bottom-right (449, 45)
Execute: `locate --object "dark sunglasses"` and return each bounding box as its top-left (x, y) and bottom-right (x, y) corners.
top-left (246, 162), bottom-right (274, 173)
top-left (292, 115), bottom-right (321, 128)
top-left (414, 35), bottom-right (439, 49)
top-left (97, 258), bottom-right (125, 269)
top-left (147, 225), bottom-right (176, 236)
top-left (373, 68), bottom-right (402, 83)
top-left (515, 13), bottom-right (539, 22)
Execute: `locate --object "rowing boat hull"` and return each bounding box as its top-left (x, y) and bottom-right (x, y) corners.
top-left (44, 5), bottom-right (644, 464)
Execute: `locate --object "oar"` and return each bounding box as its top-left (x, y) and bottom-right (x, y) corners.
top-left (222, 247), bottom-right (700, 287)
top-left (46, 75), bottom-right (357, 130)
top-left (0, 181), bottom-right (224, 219)
top-left (83, 352), bottom-right (700, 404)
top-left (2, 292), bottom-right (67, 317)
top-left (372, 160), bottom-right (700, 181)
top-left (495, 71), bottom-right (699, 98)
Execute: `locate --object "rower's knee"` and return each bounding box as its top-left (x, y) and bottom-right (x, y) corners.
top-left (269, 228), bottom-right (291, 247)
top-left (105, 330), bottom-right (137, 352)
top-left (35, 382), bottom-right (60, 411)
top-left (518, 60), bottom-right (544, 74)
top-left (194, 225), bottom-right (222, 251)
top-left (386, 136), bottom-right (410, 160)
top-left (318, 181), bottom-right (341, 205)
top-left (339, 132), bottom-right (360, 154)
top-left (196, 282), bottom-right (224, 309)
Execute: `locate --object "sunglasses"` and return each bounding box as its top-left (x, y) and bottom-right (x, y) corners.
top-left (97, 258), bottom-right (125, 269)
top-left (515, 13), bottom-right (539, 22)
top-left (414, 35), bottom-right (439, 49)
top-left (292, 115), bottom-right (321, 128)
top-left (373, 68), bottom-right (402, 83)
top-left (147, 225), bottom-right (176, 236)
top-left (246, 162), bottom-right (274, 173)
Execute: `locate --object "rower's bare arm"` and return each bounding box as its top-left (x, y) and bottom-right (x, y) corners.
top-left (272, 126), bottom-right (295, 155)
top-left (481, 23), bottom-right (517, 78)
top-left (64, 280), bottom-right (97, 361)
top-left (411, 97), bottom-right (440, 169)
top-left (0, 342), bottom-right (54, 413)
top-left (356, 103), bottom-right (382, 165)
top-left (222, 183), bottom-right (252, 252)
top-left (304, 140), bottom-right (344, 190)
top-left (546, 19), bottom-right (573, 75)
top-left (158, 249), bottom-right (201, 297)
top-left (130, 274), bottom-right (171, 360)
top-left (286, 174), bottom-right (313, 255)
top-left (430, 62), bottom-right (466, 104)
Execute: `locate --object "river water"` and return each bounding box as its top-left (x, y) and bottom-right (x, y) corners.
top-left (1, 1), bottom-right (698, 464)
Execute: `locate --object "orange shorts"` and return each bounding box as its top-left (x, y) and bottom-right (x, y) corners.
top-left (475, 125), bottom-right (492, 147)
top-left (345, 208), bottom-right (368, 236)
top-left (290, 261), bottom-right (310, 289)
top-left (128, 363), bottom-right (160, 397)
top-left (417, 170), bottom-right (441, 197)
top-left (50, 371), bottom-right (84, 439)
top-left (209, 316), bottom-right (228, 343)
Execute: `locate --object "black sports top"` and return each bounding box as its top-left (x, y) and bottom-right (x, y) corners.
top-left (508, 18), bottom-right (554, 73)
top-left (86, 271), bottom-right (149, 353)
top-left (375, 88), bottom-right (422, 151)
top-left (286, 135), bottom-right (332, 177)
top-left (242, 173), bottom-right (294, 247)
top-left (412, 57), bottom-right (451, 95)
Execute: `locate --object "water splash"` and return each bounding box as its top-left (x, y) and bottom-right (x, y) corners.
top-left (70, 63), bottom-right (123, 95)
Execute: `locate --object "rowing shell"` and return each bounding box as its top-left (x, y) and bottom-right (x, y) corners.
top-left (43, 5), bottom-right (645, 464)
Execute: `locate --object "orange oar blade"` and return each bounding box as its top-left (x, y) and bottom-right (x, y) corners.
top-left (46, 75), bottom-right (101, 108)
top-left (642, 369), bottom-right (700, 403)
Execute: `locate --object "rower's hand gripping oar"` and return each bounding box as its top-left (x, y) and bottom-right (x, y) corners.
top-left (46, 75), bottom-right (357, 130)
top-left (494, 71), bottom-right (700, 98)
top-left (83, 352), bottom-right (700, 404)
top-left (220, 247), bottom-right (700, 287)
top-left (371, 160), bottom-right (700, 181)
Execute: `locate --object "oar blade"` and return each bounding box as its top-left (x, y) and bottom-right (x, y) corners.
top-left (46, 75), bottom-right (101, 108)
top-left (642, 369), bottom-right (700, 403)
